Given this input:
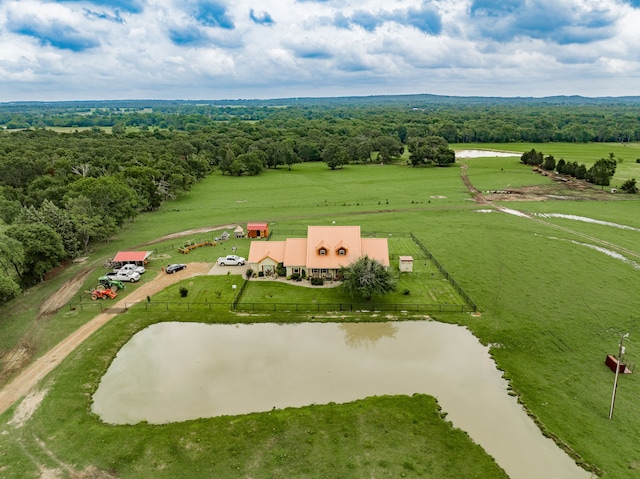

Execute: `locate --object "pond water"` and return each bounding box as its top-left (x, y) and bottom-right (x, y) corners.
top-left (92, 321), bottom-right (592, 479)
top-left (455, 149), bottom-right (522, 158)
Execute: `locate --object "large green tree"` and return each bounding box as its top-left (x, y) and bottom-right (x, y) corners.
top-left (6, 223), bottom-right (66, 282)
top-left (65, 176), bottom-right (138, 227)
top-left (0, 233), bottom-right (25, 283)
top-left (0, 273), bottom-right (21, 303)
top-left (339, 255), bottom-right (396, 301)
top-left (586, 156), bottom-right (617, 187)
top-left (322, 143), bottom-right (347, 170)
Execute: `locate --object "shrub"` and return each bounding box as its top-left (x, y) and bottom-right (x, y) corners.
top-left (403, 289), bottom-right (411, 295)
top-left (245, 268), bottom-right (254, 279)
top-left (258, 271), bottom-right (264, 277)
top-left (310, 277), bottom-right (324, 286)
top-left (289, 273), bottom-right (300, 281)
top-left (276, 263), bottom-right (286, 277)
top-left (621, 178), bottom-right (638, 194)
top-left (301, 269), bottom-right (307, 279)
top-left (179, 287), bottom-right (188, 298)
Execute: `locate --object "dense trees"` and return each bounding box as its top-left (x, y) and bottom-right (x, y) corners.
top-left (3, 96), bottom-right (640, 143)
top-left (408, 136), bottom-right (455, 167)
top-left (6, 223), bottom-right (66, 283)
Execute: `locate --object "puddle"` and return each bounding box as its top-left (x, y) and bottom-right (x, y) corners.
top-left (455, 149), bottom-right (522, 158)
top-left (536, 213), bottom-right (640, 232)
top-left (92, 321), bottom-right (591, 479)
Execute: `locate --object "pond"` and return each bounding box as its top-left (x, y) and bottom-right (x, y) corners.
top-left (92, 321), bottom-right (592, 479)
top-left (455, 149), bottom-right (522, 158)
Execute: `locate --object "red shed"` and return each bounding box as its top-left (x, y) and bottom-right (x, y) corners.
top-left (247, 222), bottom-right (269, 238)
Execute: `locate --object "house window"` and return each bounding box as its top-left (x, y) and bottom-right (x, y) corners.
top-left (338, 248), bottom-right (346, 256)
top-left (318, 247), bottom-right (327, 256)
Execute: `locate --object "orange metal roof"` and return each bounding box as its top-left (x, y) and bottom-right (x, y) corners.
top-left (306, 226), bottom-right (363, 269)
top-left (283, 238), bottom-right (307, 266)
top-left (248, 226), bottom-right (389, 270)
top-left (247, 222), bottom-right (268, 229)
top-left (247, 242), bottom-right (285, 263)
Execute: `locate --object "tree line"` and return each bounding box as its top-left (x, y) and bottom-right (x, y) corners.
top-left (521, 149), bottom-right (636, 192)
top-left (3, 96), bottom-right (640, 143)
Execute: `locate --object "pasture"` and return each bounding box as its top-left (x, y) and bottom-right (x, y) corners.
top-left (2, 145), bottom-right (640, 478)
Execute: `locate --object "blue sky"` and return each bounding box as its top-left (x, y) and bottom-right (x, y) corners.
top-left (1, 0), bottom-right (639, 101)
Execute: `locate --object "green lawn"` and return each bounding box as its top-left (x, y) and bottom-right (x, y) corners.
top-left (3, 147), bottom-right (640, 477)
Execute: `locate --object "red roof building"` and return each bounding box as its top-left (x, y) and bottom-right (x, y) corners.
top-left (112, 251), bottom-right (153, 264)
top-left (247, 222), bottom-right (269, 238)
top-left (248, 226), bottom-right (389, 279)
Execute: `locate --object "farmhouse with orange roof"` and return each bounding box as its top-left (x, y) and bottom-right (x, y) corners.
top-left (248, 226), bottom-right (389, 279)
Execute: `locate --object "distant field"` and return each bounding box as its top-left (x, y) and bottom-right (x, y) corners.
top-left (455, 142), bottom-right (640, 185)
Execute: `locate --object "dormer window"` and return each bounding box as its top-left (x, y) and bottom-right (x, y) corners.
top-left (318, 247), bottom-right (327, 256)
top-left (338, 247), bottom-right (346, 256)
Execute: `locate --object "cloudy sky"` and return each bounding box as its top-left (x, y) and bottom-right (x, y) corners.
top-left (1, 0), bottom-right (639, 101)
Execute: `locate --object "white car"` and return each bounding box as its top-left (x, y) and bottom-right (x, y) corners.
top-left (106, 270), bottom-right (141, 282)
top-left (115, 263), bottom-right (145, 275)
top-left (217, 255), bottom-right (246, 266)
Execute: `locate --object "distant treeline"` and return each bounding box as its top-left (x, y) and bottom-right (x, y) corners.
top-left (2, 94), bottom-right (640, 143)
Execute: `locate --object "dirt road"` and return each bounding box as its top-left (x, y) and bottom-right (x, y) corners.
top-left (0, 262), bottom-right (213, 416)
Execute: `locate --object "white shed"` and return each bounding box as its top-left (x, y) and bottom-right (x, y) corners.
top-left (399, 255), bottom-right (414, 272)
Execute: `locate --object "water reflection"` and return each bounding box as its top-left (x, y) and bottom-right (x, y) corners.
top-left (339, 322), bottom-right (398, 348)
top-left (92, 321), bottom-right (591, 479)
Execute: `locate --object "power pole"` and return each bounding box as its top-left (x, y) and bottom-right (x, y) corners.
top-left (609, 333), bottom-right (629, 419)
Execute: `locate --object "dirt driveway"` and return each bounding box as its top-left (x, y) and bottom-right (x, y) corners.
top-left (0, 262), bottom-right (213, 416)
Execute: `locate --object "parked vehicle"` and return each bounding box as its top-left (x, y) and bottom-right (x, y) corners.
top-left (217, 255), bottom-right (246, 266)
top-left (115, 263), bottom-right (145, 275)
top-left (166, 263), bottom-right (187, 274)
top-left (89, 289), bottom-right (118, 300)
top-left (97, 276), bottom-right (125, 292)
top-left (106, 270), bottom-right (141, 282)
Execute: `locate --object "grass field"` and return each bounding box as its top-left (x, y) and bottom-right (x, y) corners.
top-left (2, 144), bottom-right (640, 478)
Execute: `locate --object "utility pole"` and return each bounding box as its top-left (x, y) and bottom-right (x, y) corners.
top-left (609, 333), bottom-right (629, 419)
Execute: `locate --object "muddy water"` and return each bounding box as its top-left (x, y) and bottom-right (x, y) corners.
top-left (92, 321), bottom-right (592, 479)
top-left (455, 149), bottom-right (521, 158)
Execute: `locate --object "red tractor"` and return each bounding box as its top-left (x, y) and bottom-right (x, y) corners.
top-left (89, 289), bottom-right (118, 301)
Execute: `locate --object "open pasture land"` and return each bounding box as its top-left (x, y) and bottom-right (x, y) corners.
top-left (456, 142), bottom-right (640, 185)
top-left (2, 145), bottom-right (640, 478)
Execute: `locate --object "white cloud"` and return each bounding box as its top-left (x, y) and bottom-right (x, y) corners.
top-left (0, 0), bottom-right (638, 100)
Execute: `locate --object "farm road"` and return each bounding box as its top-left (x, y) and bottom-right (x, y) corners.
top-left (0, 263), bottom-right (213, 416)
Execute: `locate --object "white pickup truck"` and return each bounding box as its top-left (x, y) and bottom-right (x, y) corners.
top-left (217, 255), bottom-right (246, 266)
top-left (114, 263), bottom-right (145, 275)
top-left (106, 270), bottom-right (141, 282)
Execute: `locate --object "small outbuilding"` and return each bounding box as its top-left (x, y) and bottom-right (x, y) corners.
top-left (112, 251), bottom-right (153, 266)
top-left (247, 222), bottom-right (269, 239)
top-left (399, 255), bottom-right (414, 272)
top-left (234, 225), bottom-right (245, 238)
